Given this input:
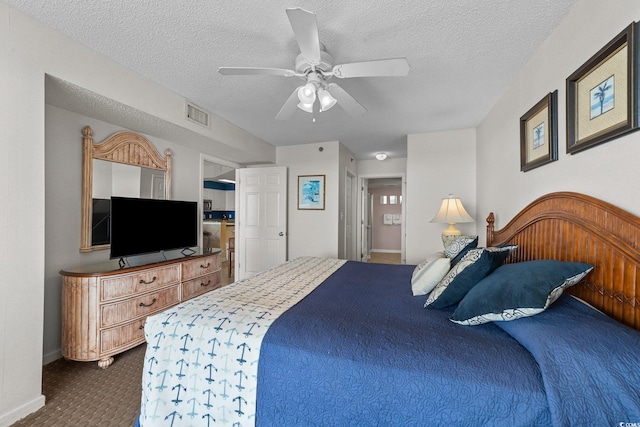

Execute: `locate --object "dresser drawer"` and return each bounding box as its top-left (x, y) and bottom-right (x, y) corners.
top-left (100, 317), bottom-right (146, 355)
top-left (182, 255), bottom-right (220, 280)
top-left (100, 284), bottom-right (180, 327)
top-left (100, 264), bottom-right (180, 301)
top-left (182, 272), bottom-right (221, 300)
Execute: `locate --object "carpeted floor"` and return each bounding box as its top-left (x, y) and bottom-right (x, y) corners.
top-left (11, 344), bottom-right (145, 427)
top-left (12, 262), bottom-right (237, 427)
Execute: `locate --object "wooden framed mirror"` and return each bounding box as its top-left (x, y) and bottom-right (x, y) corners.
top-left (80, 126), bottom-right (172, 252)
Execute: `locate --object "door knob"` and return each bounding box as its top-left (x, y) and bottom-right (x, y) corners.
top-left (279, 232), bottom-right (284, 236)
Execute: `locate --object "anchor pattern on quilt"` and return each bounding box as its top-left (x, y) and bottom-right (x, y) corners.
top-left (139, 257), bottom-right (346, 427)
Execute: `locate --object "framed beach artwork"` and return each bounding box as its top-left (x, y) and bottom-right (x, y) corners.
top-left (520, 91), bottom-right (558, 172)
top-left (566, 22), bottom-right (638, 154)
top-left (298, 175), bottom-right (325, 210)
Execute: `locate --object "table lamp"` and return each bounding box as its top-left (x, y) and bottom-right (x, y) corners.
top-left (430, 194), bottom-right (474, 247)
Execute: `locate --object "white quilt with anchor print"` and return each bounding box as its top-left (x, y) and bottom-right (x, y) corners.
top-left (139, 257), bottom-right (346, 427)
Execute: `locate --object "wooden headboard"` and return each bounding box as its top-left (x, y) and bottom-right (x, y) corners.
top-left (486, 192), bottom-right (640, 331)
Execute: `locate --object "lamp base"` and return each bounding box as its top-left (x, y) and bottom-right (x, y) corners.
top-left (441, 223), bottom-right (461, 248)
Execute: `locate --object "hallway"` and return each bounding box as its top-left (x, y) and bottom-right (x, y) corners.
top-left (367, 252), bottom-right (402, 265)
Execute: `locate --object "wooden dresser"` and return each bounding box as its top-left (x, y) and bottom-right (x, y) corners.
top-left (60, 250), bottom-right (222, 368)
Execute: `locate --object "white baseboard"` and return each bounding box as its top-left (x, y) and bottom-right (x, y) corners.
top-left (43, 348), bottom-right (62, 365)
top-left (0, 394), bottom-right (45, 427)
top-left (370, 249), bottom-right (401, 254)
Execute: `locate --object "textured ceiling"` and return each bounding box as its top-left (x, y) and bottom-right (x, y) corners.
top-left (6, 0), bottom-right (576, 160)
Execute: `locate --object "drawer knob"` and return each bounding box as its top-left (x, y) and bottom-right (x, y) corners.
top-left (139, 276), bottom-right (157, 285)
top-left (200, 280), bottom-right (212, 287)
top-left (200, 262), bottom-right (210, 269)
top-left (139, 298), bottom-right (157, 308)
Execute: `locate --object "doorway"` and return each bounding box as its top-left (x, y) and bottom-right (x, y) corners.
top-left (358, 175), bottom-right (405, 265)
top-left (201, 154), bottom-right (239, 279)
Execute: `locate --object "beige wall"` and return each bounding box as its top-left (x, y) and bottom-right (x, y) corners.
top-left (406, 128), bottom-right (477, 264)
top-left (476, 0), bottom-right (640, 241)
top-left (276, 142), bottom-right (341, 259)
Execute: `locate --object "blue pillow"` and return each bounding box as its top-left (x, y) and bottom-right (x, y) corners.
top-left (424, 245), bottom-right (516, 309)
top-left (450, 260), bottom-right (593, 325)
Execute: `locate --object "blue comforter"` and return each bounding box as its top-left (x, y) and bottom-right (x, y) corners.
top-left (496, 296), bottom-right (640, 426)
top-left (257, 261), bottom-right (551, 426)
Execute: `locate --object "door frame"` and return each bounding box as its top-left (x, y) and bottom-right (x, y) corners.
top-left (357, 172), bottom-right (406, 264)
top-left (199, 153), bottom-right (240, 250)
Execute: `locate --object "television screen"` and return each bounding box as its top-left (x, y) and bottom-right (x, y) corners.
top-left (110, 197), bottom-right (198, 259)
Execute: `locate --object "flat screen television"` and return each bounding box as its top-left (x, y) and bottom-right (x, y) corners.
top-left (110, 196), bottom-right (198, 259)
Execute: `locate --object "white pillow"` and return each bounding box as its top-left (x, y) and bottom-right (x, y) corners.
top-left (411, 252), bottom-right (451, 296)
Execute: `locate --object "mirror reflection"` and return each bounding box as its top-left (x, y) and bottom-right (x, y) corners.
top-left (91, 160), bottom-right (166, 246)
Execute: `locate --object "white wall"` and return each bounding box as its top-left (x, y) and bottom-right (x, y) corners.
top-left (406, 129), bottom-right (477, 264)
top-left (0, 4), bottom-right (273, 425)
top-left (277, 142), bottom-right (342, 259)
top-left (476, 0), bottom-right (640, 243)
top-left (1, 7), bottom-right (47, 424)
top-left (357, 158), bottom-right (407, 177)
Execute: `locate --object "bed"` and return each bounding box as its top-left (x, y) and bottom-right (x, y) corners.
top-left (136, 192), bottom-right (640, 426)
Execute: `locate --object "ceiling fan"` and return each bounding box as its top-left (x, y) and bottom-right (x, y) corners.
top-left (218, 8), bottom-right (410, 120)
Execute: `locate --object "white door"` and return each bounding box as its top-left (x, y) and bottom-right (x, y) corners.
top-left (236, 166), bottom-right (287, 280)
top-left (345, 171), bottom-right (357, 260)
top-left (360, 178), bottom-right (371, 262)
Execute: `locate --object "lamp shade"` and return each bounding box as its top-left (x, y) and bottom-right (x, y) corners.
top-left (430, 195), bottom-right (474, 247)
top-left (297, 101), bottom-right (314, 113)
top-left (430, 195), bottom-right (474, 224)
top-left (317, 88), bottom-right (337, 111)
top-left (297, 83), bottom-right (316, 104)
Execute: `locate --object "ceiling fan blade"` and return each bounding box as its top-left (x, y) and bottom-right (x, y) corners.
top-left (275, 87), bottom-right (302, 120)
top-left (326, 83), bottom-right (366, 117)
top-left (286, 8), bottom-right (321, 65)
top-left (218, 67), bottom-right (297, 77)
top-left (332, 58), bottom-right (410, 78)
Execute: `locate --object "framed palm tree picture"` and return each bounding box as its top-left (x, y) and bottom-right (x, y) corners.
top-left (520, 91), bottom-right (558, 172)
top-left (566, 22), bottom-right (638, 154)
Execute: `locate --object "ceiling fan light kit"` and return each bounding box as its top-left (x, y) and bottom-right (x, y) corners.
top-left (297, 101), bottom-right (314, 113)
top-left (297, 84), bottom-right (316, 104)
top-left (218, 8), bottom-right (410, 120)
top-left (317, 88), bottom-right (337, 111)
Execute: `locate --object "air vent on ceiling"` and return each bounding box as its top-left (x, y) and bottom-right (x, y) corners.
top-left (185, 102), bottom-right (210, 128)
